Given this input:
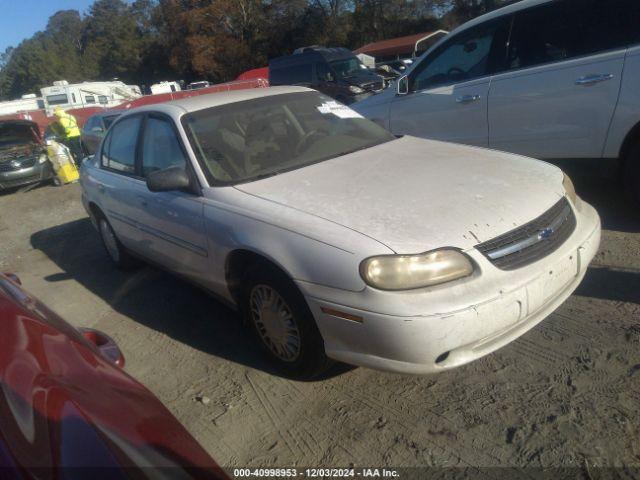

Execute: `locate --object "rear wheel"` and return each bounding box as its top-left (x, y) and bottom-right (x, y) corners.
top-left (624, 141), bottom-right (640, 206)
top-left (241, 265), bottom-right (333, 379)
top-left (97, 215), bottom-right (138, 270)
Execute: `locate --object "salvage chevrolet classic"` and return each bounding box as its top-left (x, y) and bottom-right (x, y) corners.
top-left (80, 87), bottom-right (601, 378)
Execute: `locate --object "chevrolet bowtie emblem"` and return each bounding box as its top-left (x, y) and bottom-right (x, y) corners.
top-left (538, 228), bottom-right (554, 240)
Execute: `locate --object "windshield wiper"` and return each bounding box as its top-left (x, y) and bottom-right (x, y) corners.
top-left (249, 170), bottom-right (282, 181)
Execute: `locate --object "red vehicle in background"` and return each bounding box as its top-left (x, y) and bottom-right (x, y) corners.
top-left (0, 273), bottom-right (228, 479)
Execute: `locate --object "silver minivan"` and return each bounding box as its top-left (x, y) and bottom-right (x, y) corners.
top-left (354, 0), bottom-right (640, 201)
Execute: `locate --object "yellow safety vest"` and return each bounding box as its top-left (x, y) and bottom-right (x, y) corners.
top-left (58, 113), bottom-right (81, 139)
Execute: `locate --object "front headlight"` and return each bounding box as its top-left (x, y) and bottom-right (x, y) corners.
top-left (349, 85), bottom-right (365, 94)
top-left (562, 173), bottom-right (580, 209)
top-left (360, 248), bottom-right (474, 291)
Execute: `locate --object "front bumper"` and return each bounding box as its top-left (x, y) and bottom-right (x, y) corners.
top-left (0, 161), bottom-right (53, 190)
top-left (298, 200), bottom-right (601, 374)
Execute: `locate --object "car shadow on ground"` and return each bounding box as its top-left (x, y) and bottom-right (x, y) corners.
top-left (30, 217), bottom-right (350, 381)
top-left (559, 165), bottom-right (640, 304)
top-left (556, 161), bottom-right (639, 234)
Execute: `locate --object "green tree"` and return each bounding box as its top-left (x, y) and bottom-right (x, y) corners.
top-left (82, 0), bottom-right (144, 82)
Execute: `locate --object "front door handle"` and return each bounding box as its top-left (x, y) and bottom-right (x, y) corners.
top-left (456, 94), bottom-right (481, 104)
top-left (575, 74), bottom-right (614, 86)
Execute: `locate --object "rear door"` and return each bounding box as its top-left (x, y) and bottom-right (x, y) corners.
top-left (82, 117), bottom-right (102, 154)
top-left (93, 115), bottom-right (145, 250)
top-left (388, 16), bottom-right (511, 147)
top-left (488, 0), bottom-right (631, 159)
top-left (135, 114), bottom-right (208, 282)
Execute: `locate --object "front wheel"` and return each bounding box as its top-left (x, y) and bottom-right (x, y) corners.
top-left (241, 265), bottom-right (333, 379)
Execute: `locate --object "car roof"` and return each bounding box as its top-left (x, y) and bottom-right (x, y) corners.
top-left (451, 0), bottom-right (551, 35)
top-left (119, 86), bottom-right (314, 117)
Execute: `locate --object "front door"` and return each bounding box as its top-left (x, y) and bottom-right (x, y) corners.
top-left (136, 115), bottom-right (208, 283)
top-left (388, 16), bottom-right (511, 147)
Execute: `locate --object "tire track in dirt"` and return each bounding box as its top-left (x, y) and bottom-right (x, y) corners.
top-left (333, 381), bottom-right (505, 469)
top-left (244, 372), bottom-right (303, 458)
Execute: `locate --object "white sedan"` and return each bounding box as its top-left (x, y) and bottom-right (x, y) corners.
top-left (80, 86), bottom-right (601, 378)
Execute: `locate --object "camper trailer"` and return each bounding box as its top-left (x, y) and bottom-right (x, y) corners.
top-left (0, 94), bottom-right (44, 116)
top-left (40, 80), bottom-right (141, 115)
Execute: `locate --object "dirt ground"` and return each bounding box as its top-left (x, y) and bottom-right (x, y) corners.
top-left (0, 169), bottom-right (639, 477)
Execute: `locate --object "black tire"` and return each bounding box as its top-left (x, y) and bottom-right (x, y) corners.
top-left (95, 213), bottom-right (139, 270)
top-left (241, 264), bottom-right (333, 379)
top-left (624, 141), bottom-right (640, 206)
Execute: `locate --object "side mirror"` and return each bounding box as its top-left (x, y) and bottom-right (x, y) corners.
top-left (78, 327), bottom-right (125, 368)
top-left (397, 75), bottom-right (409, 95)
top-left (146, 166), bottom-right (191, 193)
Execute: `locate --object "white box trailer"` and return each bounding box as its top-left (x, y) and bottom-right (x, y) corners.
top-left (41, 80), bottom-right (142, 115)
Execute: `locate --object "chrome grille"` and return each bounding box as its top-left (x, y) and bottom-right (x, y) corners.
top-left (476, 198), bottom-right (576, 270)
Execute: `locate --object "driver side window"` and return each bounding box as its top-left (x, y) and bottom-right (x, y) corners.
top-left (411, 17), bottom-right (510, 91)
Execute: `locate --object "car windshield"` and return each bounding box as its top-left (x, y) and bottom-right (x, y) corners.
top-left (182, 92), bottom-right (395, 185)
top-left (329, 57), bottom-right (365, 79)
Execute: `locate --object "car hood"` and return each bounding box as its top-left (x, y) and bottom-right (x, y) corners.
top-left (343, 70), bottom-right (382, 86)
top-left (235, 136), bottom-right (565, 254)
top-left (0, 120), bottom-right (42, 160)
top-left (0, 120), bottom-right (41, 142)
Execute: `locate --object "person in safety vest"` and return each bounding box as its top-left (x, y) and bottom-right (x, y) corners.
top-left (52, 107), bottom-right (83, 165)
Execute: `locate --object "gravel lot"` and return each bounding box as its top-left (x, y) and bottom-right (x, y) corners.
top-left (1, 168), bottom-right (639, 476)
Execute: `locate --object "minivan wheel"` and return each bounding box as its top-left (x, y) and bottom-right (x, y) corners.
top-left (241, 265), bottom-right (334, 379)
top-left (97, 216), bottom-right (138, 270)
top-left (624, 142), bottom-right (640, 206)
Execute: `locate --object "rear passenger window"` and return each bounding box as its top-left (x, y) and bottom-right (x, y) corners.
top-left (508, 0), bottom-right (638, 71)
top-left (102, 116), bottom-right (141, 174)
top-left (141, 117), bottom-right (187, 177)
top-left (572, 0), bottom-right (640, 53)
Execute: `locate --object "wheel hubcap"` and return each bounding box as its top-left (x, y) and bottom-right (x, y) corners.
top-left (99, 219), bottom-right (119, 262)
top-left (250, 285), bottom-right (301, 362)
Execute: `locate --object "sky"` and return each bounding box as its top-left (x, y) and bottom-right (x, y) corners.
top-left (0, 0), bottom-right (95, 53)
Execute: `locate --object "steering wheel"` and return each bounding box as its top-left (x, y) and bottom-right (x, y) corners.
top-left (447, 67), bottom-right (465, 79)
top-left (295, 130), bottom-right (324, 155)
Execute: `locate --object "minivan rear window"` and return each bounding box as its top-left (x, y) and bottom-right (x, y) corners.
top-left (507, 0), bottom-right (639, 71)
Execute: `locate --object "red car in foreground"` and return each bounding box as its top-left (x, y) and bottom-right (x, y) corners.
top-left (0, 273), bottom-right (227, 479)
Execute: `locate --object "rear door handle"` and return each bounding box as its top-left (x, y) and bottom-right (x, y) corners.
top-left (456, 94), bottom-right (481, 104)
top-left (575, 74), bottom-right (614, 86)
